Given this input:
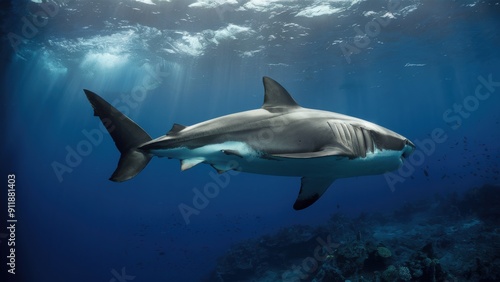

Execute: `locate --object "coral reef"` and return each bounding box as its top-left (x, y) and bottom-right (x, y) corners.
top-left (209, 185), bottom-right (500, 281)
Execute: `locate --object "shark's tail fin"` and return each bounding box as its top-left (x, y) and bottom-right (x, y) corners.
top-left (84, 89), bottom-right (152, 182)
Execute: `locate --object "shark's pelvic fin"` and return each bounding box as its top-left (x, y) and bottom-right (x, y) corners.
top-left (84, 89), bottom-right (152, 182)
top-left (293, 177), bottom-right (336, 210)
top-left (262, 77), bottom-right (301, 111)
top-left (180, 158), bottom-right (205, 171)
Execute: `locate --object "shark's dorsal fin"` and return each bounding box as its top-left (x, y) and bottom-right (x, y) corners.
top-left (262, 77), bottom-right (300, 111)
top-left (167, 123), bottom-right (187, 135)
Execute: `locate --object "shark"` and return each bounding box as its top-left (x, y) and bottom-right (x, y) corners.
top-left (84, 77), bottom-right (415, 210)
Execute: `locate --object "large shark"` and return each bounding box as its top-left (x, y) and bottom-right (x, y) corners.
top-left (84, 77), bottom-right (415, 210)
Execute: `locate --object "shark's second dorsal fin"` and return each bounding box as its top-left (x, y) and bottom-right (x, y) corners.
top-left (262, 77), bottom-right (300, 111)
top-left (167, 123), bottom-right (186, 135)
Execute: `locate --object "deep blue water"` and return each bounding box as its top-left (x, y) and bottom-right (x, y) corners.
top-left (1, 0), bottom-right (499, 281)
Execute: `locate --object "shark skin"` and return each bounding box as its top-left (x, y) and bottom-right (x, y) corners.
top-left (84, 77), bottom-right (415, 210)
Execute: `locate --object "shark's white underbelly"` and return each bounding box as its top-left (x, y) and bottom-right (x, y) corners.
top-left (150, 141), bottom-right (404, 179)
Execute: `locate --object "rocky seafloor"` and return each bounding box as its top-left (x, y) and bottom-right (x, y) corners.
top-left (209, 185), bottom-right (500, 282)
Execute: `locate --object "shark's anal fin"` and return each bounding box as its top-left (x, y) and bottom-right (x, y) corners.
top-left (167, 123), bottom-right (187, 135)
top-left (211, 165), bottom-right (229, 174)
top-left (293, 177), bottom-right (336, 210)
top-left (180, 158), bottom-right (204, 171)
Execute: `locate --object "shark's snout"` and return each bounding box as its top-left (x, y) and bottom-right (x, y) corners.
top-left (402, 139), bottom-right (415, 159)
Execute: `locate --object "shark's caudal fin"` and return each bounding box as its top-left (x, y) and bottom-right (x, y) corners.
top-left (83, 89), bottom-right (152, 182)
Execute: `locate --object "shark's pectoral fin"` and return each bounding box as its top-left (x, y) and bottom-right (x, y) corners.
top-left (293, 177), bottom-right (336, 210)
top-left (180, 158), bottom-right (205, 171)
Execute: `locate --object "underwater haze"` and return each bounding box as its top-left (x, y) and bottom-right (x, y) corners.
top-left (1, 0), bottom-right (500, 281)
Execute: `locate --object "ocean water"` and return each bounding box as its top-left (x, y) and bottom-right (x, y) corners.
top-left (1, 0), bottom-right (499, 281)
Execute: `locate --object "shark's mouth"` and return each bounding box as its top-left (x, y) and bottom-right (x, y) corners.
top-left (401, 139), bottom-right (416, 159)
